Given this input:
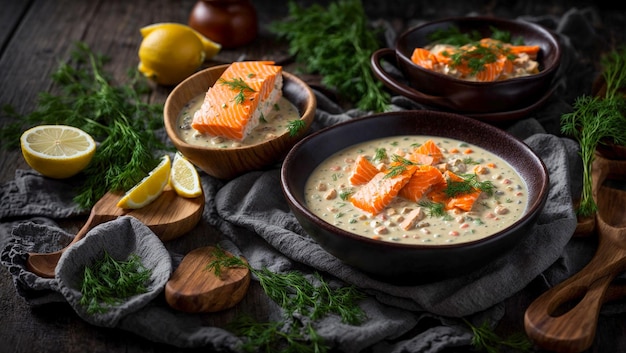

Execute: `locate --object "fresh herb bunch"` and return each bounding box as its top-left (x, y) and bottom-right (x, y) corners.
top-left (270, 0), bottom-right (390, 112)
top-left (561, 46), bottom-right (626, 217)
top-left (207, 246), bottom-right (367, 352)
top-left (79, 251), bottom-right (152, 314)
top-left (0, 42), bottom-right (165, 209)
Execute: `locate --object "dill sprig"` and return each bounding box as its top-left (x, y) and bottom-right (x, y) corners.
top-left (373, 148), bottom-right (387, 162)
top-left (229, 316), bottom-right (325, 353)
top-left (445, 174), bottom-right (495, 198)
top-left (218, 77), bottom-right (256, 104)
top-left (287, 119), bottom-right (306, 137)
top-left (207, 246), bottom-right (366, 351)
top-left (463, 319), bottom-right (533, 353)
top-left (0, 42), bottom-right (165, 209)
top-left (270, 0), bottom-right (390, 112)
top-left (79, 251), bottom-right (151, 315)
top-left (417, 200), bottom-right (447, 218)
top-left (561, 46), bottom-right (626, 217)
top-left (384, 155), bottom-right (415, 178)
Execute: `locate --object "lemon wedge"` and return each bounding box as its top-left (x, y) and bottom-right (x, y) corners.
top-left (138, 22), bottom-right (221, 86)
top-left (20, 125), bottom-right (96, 179)
top-left (170, 152), bottom-right (203, 198)
top-left (117, 155), bottom-right (171, 209)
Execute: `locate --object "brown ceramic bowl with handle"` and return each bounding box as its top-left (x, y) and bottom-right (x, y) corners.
top-left (280, 110), bottom-right (549, 283)
top-left (371, 16), bottom-right (561, 116)
top-left (164, 64), bottom-right (316, 180)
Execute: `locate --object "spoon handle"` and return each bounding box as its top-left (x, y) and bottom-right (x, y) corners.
top-left (26, 211), bottom-right (116, 278)
top-left (524, 238), bottom-right (626, 353)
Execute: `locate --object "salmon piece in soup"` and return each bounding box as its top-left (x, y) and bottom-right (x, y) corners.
top-left (399, 165), bottom-right (446, 202)
top-left (349, 166), bottom-right (416, 215)
top-left (349, 155), bottom-right (380, 186)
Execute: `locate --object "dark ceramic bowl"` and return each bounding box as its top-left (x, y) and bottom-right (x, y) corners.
top-left (281, 111), bottom-right (549, 283)
top-left (371, 16), bottom-right (561, 116)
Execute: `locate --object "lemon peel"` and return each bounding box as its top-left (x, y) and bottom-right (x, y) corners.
top-left (20, 125), bottom-right (96, 179)
top-left (170, 152), bottom-right (203, 198)
top-left (138, 22), bottom-right (221, 86)
top-left (116, 155), bottom-right (171, 209)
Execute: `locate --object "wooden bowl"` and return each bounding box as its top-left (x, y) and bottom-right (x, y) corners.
top-left (281, 111), bottom-right (549, 283)
top-left (164, 64), bottom-right (316, 180)
top-left (371, 16), bottom-right (561, 115)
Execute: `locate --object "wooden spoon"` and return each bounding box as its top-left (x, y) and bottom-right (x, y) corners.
top-left (26, 187), bottom-right (204, 278)
top-left (524, 155), bottom-right (626, 353)
top-left (165, 246), bottom-right (250, 313)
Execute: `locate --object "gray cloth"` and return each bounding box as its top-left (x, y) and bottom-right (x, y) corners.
top-left (1, 8), bottom-right (624, 353)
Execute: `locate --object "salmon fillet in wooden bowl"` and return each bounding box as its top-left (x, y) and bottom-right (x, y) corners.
top-left (164, 62), bottom-right (316, 180)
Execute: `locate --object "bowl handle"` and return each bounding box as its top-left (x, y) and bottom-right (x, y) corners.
top-left (370, 48), bottom-right (451, 107)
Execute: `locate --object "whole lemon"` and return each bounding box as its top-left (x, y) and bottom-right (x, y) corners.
top-left (138, 23), bottom-right (221, 86)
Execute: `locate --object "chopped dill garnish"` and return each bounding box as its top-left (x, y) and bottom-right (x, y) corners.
top-left (463, 158), bottom-right (480, 165)
top-left (418, 200), bottom-right (447, 218)
top-left (384, 155), bottom-right (415, 178)
top-left (79, 251), bottom-right (151, 314)
top-left (218, 77), bottom-right (256, 104)
top-left (287, 119), bottom-right (306, 136)
top-left (339, 191), bottom-right (352, 200)
top-left (373, 148), bottom-right (387, 162)
top-left (445, 174), bottom-right (494, 197)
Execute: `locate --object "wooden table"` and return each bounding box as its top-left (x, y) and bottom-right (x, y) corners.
top-left (1, 1), bottom-right (625, 352)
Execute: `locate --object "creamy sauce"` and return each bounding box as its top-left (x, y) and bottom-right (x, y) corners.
top-left (304, 136), bottom-right (529, 245)
top-left (176, 94), bottom-right (300, 148)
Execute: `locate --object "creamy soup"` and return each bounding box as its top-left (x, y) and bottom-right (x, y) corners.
top-left (304, 136), bottom-right (528, 245)
top-left (176, 94), bottom-right (300, 148)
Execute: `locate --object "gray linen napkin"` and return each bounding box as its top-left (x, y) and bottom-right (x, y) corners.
top-left (2, 8), bottom-right (625, 353)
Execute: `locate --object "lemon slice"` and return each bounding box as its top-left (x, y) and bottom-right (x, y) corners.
top-left (117, 155), bottom-right (171, 209)
top-left (170, 152), bottom-right (203, 198)
top-left (20, 125), bottom-right (96, 179)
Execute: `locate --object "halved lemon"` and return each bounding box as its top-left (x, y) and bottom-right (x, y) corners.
top-left (20, 125), bottom-right (96, 179)
top-left (116, 155), bottom-right (171, 209)
top-left (170, 152), bottom-right (203, 198)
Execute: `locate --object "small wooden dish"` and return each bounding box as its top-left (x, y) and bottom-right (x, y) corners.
top-left (165, 246), bottom-right (250, 313)
top-left (164, 64), bottom-right (316, 180)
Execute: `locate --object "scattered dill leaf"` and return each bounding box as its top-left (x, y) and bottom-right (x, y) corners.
top-left (79, 251), bottom-right (151, 314)
top-left (206, 246), bottom-right (367, 351)
top-left (0, 42), bottom-right (165, 209)
top-left (384, 155), bottom-right (415, 178)
top-left (229, 316), bottom-right (325, 353)
top-left (463, 318), bottom-right (533, 353)
top-left (270, 0), bottom-right (390, 112)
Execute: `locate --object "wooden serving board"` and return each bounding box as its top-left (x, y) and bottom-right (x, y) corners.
top-left (165, 246), bottom-right (251, 313)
